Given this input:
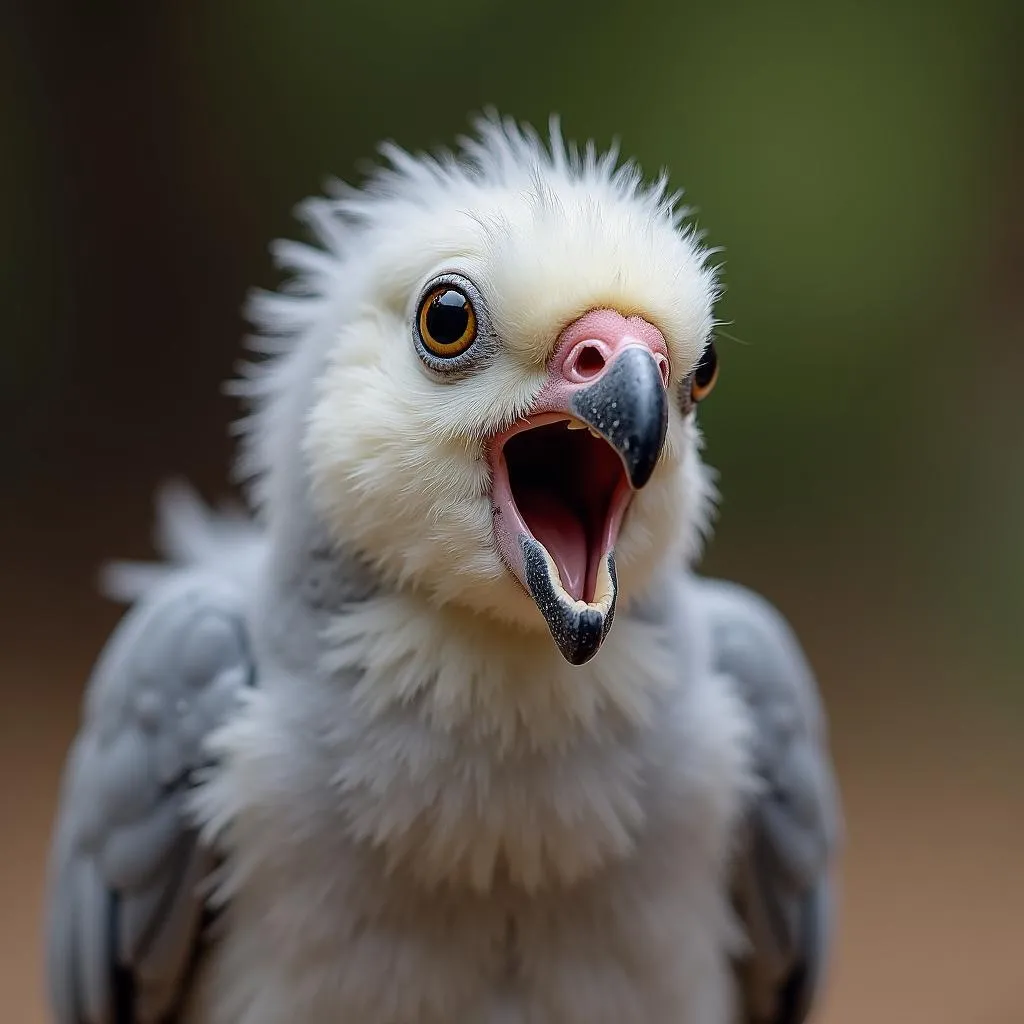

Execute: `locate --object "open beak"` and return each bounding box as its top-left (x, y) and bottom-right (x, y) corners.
top-left (489, 309), bottom-right (670, 665)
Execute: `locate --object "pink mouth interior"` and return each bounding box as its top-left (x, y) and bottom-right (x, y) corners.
top-left (501, 421), bottom-right (630, 602)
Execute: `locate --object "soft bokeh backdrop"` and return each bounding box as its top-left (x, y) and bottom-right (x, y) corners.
top-left (3, 1), bottom-right (1022, 1021)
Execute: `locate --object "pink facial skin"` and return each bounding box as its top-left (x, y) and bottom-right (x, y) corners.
top-left (539, 309), bottom-right (670, 413)
top-left (488, 309), bottom-right (670, 603)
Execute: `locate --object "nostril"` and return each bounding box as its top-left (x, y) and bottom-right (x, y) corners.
top-left (655, 353), bottom-right (670, 388)
top-left (573, 344), bottom-right (606, 380)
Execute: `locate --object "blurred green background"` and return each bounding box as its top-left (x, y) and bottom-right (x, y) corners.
top-left (3, 1), bottom-right (1023, 1021)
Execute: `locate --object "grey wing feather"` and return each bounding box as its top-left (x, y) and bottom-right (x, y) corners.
top-left (45, 571), bottom-right (255, 1024)
top-left (699, 579), bottom-right (843, 1024)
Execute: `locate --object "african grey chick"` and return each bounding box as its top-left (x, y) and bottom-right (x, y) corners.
top-left (44, 113), bottom-right (842, 1024)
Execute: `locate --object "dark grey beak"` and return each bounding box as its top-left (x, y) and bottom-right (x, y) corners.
top-left (521, 541), bottom-right (616, 666)
top-left (568, 346), bottom-right (669, 489)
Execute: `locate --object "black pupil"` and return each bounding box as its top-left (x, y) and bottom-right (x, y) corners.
top-left (694, 343), bottom-right (717, 388)
top-left (425, 290), bottom-right (471, 348)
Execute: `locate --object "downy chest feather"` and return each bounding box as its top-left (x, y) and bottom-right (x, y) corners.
top-left (187, 598), bottom-right (753, 1023)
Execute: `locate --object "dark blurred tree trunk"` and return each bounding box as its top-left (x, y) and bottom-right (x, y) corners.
top-left (9, 0), bottom-right (235, 492)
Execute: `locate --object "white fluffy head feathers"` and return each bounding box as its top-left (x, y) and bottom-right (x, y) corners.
top-left (234, 112), bottom-right (721, 659)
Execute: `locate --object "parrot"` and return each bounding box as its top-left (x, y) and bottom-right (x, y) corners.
top-left (43, 112), bottom-right (842, 1024)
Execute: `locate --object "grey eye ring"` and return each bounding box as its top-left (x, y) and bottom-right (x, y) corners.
top-left (412, 272), bottom-right (494, 376)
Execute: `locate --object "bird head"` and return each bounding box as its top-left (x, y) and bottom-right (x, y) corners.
top-left (242, 115), bottom-right (721, 665)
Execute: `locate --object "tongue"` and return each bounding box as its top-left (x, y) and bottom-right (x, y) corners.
top-left (515, 488), bottom-right (587, 600)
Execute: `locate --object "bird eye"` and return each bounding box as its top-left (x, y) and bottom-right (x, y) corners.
top-left (690, 342), bottom-right (719, 403)
top-left (417, 286), bottom-right (478, 358)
